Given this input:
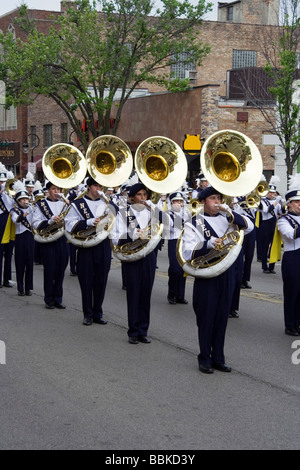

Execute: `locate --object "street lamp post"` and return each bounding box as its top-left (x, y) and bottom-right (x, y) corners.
top-left (68, 130), bottom-right (76, 146)
top-left (23, 133), bottom-right (40, 163)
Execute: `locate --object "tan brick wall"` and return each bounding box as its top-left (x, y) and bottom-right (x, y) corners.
top-left (218, 105), bottom-right (275, 171)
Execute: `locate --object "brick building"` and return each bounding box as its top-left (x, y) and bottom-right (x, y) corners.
top-left (0, 0), bottom-right (290, 191)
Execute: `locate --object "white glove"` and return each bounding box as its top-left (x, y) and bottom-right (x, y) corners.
top-left (207, 237), bottom-right (218, 249)
top-left (48, 215), bottom-right (56, 225)
top-left (87, 218), bottom-right (96, 227)
top-left (146, 199), bottom-right (155, 208)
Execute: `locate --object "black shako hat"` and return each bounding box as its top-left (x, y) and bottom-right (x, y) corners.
top-left (128, 183), bottom-right (148, 197)
top-left (198, 186), bottom-right (222, 201)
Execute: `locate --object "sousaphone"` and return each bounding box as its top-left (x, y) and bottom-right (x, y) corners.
top-left (66, 136), bottom-right (133, 248)
top-left (177, 130), bottom-right (263, 278)
top-left (112, 136), bottom-right (188, 262)
top-left (34, 144), bottom-right (87, 243)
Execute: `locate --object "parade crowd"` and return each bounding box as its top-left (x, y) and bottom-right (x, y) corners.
top-left (1, 162), bottom-right (300, 375)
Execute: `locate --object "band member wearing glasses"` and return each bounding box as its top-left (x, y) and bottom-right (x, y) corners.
top-left (32, 182), bottom-right (69, 309)
top-left (65, 177), bottom-right (112, 326)
top-left (110, 182), bottom-right (169, 345)
top-left (181, 186), bottom-right (254, 374)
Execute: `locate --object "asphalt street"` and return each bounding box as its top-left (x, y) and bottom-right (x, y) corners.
top-left (0, 243), bottom-right (299, 451)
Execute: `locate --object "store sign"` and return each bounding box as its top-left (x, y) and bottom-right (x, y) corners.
top-left (0, 149), bottom-right (15, 157)
top-left (0, 142), bottom-right (20, 165)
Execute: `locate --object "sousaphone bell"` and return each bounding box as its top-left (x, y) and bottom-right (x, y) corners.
top-left (135, 136), bottom-right (188, 194)
top-left (42, 143), bottom-right (87, 189)
top-left (200, 130), bottom-right (263, 197)
top-left (86, 135), bottom-right (133, 187)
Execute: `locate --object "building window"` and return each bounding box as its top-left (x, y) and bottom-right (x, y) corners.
top-left (61, 123), bottom-right (68, 142)
top-left (232, 50), bottom-right (257, 69)
top-left (227, 6), bottom-right (233, 21)
top-left (170, 52), bottom-right (196, 80)
top-left (0, 105), bottom-right (17, 130)
top-left (44, 124), bottom-right (53, 148)
top-left (6, 106), bottom-right (17, 130)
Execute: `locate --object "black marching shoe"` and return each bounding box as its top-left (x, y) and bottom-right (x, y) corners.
top-left (212, 363), bottom-right (232, 373)
top-left (54, 303), bottom-right (66, 309)
top-left (25, 290), bottom-right (32, 296)
top-left (241, 281), bottom-right (252, 289)
top-left (138, 335), bottom-right (151, 344)
top-left (128, 336), bottom-right (139, 344)
top-left (176, 298), bottom-right (188, 304)
top-left (93, 318), bottom-right (107, 325)
top-left (45, 302), bottom-right (55, 309)
top-left (199, 364), bottom-right (214, 374)
top-left (229, 309), bottom-right (239, 318)
top-left (83, 318), bottom-right (93, 326)
top-left (3, 281), bottom-right (12, 288)
top-left (168, 296), bottom-right (177, 305)
top-left (18, 291), bottom-right (25, 296)
top-left (285, 327), bottom-right (299, 336)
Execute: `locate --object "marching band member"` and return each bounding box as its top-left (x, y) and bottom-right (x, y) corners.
top-left (0, 165), bottom-right (15, 288)
top-left (234, 196), bottom-right (256, 290)
top-left (32, 181), bottom-right (69, 309)
top-left (32, 180), bottom-right (45, 266)
top-left (191, 172), bottom-right (209, 200)
top-left (181, 186), bottom-right (254, 374)
top-left (277, 174), bottom-right (300, 336)
top-left (259, 177), bottom-right (283, 274)
top-left (10, 181), bottom-right (34, 296)
top-left (166, 191), bottom-right (191, 305)
top-left (65, 177), bottom-right (112, 326)
top-left (25, 172), bottom-right (35, 203)
top-left (110, 182), bottom-right (170, 344)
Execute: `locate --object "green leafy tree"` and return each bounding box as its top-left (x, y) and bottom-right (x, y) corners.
top-left (0, 0), bottom-right (212, 150)
top-left (263, 0), bottom-right (300, 181)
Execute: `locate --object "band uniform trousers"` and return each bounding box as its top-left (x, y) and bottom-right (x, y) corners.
top-left (0, 242), bottom-right (14, 285)
top-left (68, 241), bottom-right (78, 275)
top-left (15, 231), bottom-right (34, 293)
top-left (281, 248), bottom-right (300, 330)
top-left (41, 236), bottom-right (69, 305)
top-left (255, 213), bottom-right (262, 260)
top-left (122, 250), bottom-right (156, 338)
top-left (167, 238), bottom-right (186, 300)
top-left (242, 227), bottom-right (256, 283)
top-left (231, 250), bottom-right (244, 312)
top-left (76, 237), bottom-right (111, 321)
top-left (261, 218), bottom-right (276, 271)
top-left (193, 266), bottom-right (235, 367)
